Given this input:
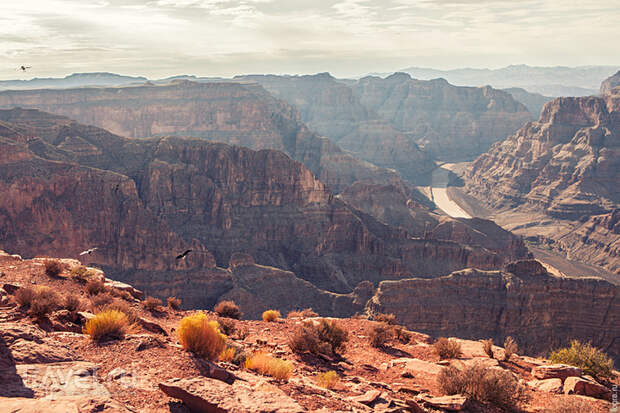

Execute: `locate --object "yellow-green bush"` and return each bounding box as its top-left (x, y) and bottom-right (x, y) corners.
top-left (549, 340), bottom-right (614, 380)
top-left (262, 309), bottom-right (281, 322)
top-left (84, 310), bottom-right (129, 342)
top-left (245, 352), bottom-right (293, 381)
top-left (316, 370), bottom-right (339, 389)
top-left (178, 313), bottom-right (226, 360)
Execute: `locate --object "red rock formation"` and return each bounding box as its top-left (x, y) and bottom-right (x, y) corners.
top-left (352, 73), bottom-right (532, 161)
top-left (369, 260), bottom-right (620, 361)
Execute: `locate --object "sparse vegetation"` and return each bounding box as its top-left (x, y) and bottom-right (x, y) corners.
top-left (99, 299), bottom-right (140, 324)
top-left (86, 279), bottom-right (106, 296)
top-left (219, 346), bottom-right (236, 362)
top-left (482, 338), bottom-right (494, 359)
top-left (393, 325), bottom-right (412, 344)
top-left (549, 340), bottom-right (614, 380)
top-left (64, 293), bottom-right (83, 313)
top-left (433, 337), bottom-right (463, 359)
top-left (142, 296), bottom-right (162, 312)
top-left (316, 370), bottom-right (339, 389)
top-left (15, 287), bottom-right (36, 309)
top-left (287, 308), bottom-right (318, 318)
top-left (167, 296), bottom-right (181, 310)
top-left (541, 396), bottom-right (595, 413)
top-left (439, 363), bottom-right (522, 410)
top-left (288, 319), bottom-right (348, 356)
top-left (69, 265), bottom-right (94, 283)
top-left (236, 325), bottom-right (249, 340)
top-left (370, 323), bottom-right (394, 347)
top-left (84, 310), bottom-right (129, 342)
top-left (44, 260), bottom-right (63, 277)
top-left (217, 317), bottom-right (236, 336)
top-left (245, 352), bottom-right (293, 381)
top-left (90, 292), bottom-right (115, 311)
top-left (373, 313), bottom-right (397, 325)
top-left (503, 336), bottom-right (518, 361)
top-left (214, 300), bottom-right (242, 319)
top-left (262, 309), bottom-right (281, 322)
top-left (178, 313), bottom-right (226, 361)
top-left (28, 286), bottom-right (61, 318)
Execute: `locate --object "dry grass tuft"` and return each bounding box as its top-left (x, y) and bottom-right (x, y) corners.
top-left (44, 260), bottom-right (63, 277)
top-left (370, 323), bottom-right (394, 347)
top-left (482, 338), bottom-right (494, 359)
top-left (64, 293), bottom-right (83, 313)
top-left (439, 363), bottom-right (523, 410)
top-left (262, 309), bottom-right (281, 322)
top-left (178, 313), bottom-right (226, 361)
top-left (549, 340), bottom-right (614, 380)
top-left (86, 279), bottom-right (106, 296)
top-left (503, 336), bottom-right (518, 361)
top-left (217, 317), bottom-right (236, 336)
top-left (540, 396), bottom-right (595, 413)
top-left (287, 308), bottom-right (318, 318)
top-left (15, 287), bottom-right (36, 309)
top-left (142, 296), bottom-right (162, 312)
top-left (219, 346), bottom-right (236, 362)
top-left (84, 310), bottom-right (129, 342)
top-left (28, 286), bottom-right (61, 318)
top-left (433, 337), bottom-right (463, 359)
top-left (214, 300), bottom-right (242, 319)
top-left (167, 296), bottom-right (181, 310)
top-left (245, 352), bottom-right (293, 381)
top-left (316, 370), bottom-right (339, 389)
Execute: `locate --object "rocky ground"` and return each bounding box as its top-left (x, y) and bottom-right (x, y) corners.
top-left (0, 251), bottom-right (617, 412)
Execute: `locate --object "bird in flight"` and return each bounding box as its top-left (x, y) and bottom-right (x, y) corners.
top-left (79, 247), bottom-right (98, 256)
top-left (175, 249), bottom-right (192, 260)
top-left (19, 66), bottom-right (31, 72)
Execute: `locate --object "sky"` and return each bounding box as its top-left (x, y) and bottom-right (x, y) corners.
top-left (1, 0), bottom-right (619, 80)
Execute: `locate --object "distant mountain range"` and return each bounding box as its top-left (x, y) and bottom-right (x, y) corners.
top-left (372, 64), bottom-right (618, 97)
top-left (0, 72), bottom-right (147, 90)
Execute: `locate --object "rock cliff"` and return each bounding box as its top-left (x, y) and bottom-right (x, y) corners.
top-left (0, 109), bottom-right (523, 307)
top-left (352, 73), bottom-right (532, 161)
top-left (369, 260), bottom-right (620, 361)
top-left (0, 81), bottom-right (406, 193)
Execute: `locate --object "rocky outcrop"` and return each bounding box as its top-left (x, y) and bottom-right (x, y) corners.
top-left (601, 70), bottom-right (620, 95)
top-left (368, 260), bottom-right (620, 361)
top-left (235, 73), bottom-right (435, 183)
top-left (0, 81), bottom-right (409, 192)
top-left (0, 109), bottom-right (521, 309)
top-left (352, 73), bottom-right (532, 161)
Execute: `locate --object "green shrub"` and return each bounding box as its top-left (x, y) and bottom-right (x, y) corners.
top-left (549, 340), bottom-right (614, 380)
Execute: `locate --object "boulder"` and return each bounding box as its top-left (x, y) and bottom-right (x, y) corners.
top-left (104, 278), bottom-right (143, 300)
top-left (564, 376), bottom-right (612, 401)
top-left (0, 396), bottom-right (131, 412)
top-left (389, 358), bottom-right (445, 376)
top-left (531, 364), bottom-right (582, 381)
top-left (419, 395), bottom-right (472, 411)
top-left (0, 322), bottom-right (77, 364)
top-left (348, 389), bottom-right (381, 405)
top-left (137, 317), bottom-right (167, 336)
top-left (526, 378), bottom-right (563, 393)
top-left (159, 376), bottom-right (304, 413)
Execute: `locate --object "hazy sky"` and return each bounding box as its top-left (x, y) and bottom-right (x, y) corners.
top-left (1, 0), bottom-right (619, 79)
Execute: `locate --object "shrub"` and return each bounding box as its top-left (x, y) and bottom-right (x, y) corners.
top-left (70, 265), bottom-right (92, 282)
top-left (245, 352), bottom-right (293, 381)
top-left (541, 397), bottom-right (594, 413)
top-left (178, 313), bottom-right (226, 361)
top-left (482, 338), bottom-right (494, 359)
top-left (219, 346), bottom-right (236, 362)
top-left (64, 294), bottom-right (83, 313)
top-left (167, 296), bottom-right (181, 310)
top-left (503, 336), bottom-right (518, 361)
top-left (86, 279), bottom-right (106, 296)
top-left (44, 260), bottom-right (63, 277)
top-left (288, 319), bottom-right (348, 356)
top-left (393, 325), bottom-right (412, 344)
top-left (370, 323), bottom-right (394, 347)
top-left (100, 299), bottom-right (140, 325)
top-left (287, 308), bottom-right (318, 318)
top-left (549, 340), bottom-right (614, 380)
top-left (90, 292), bottom-right (115, 312)
top-left (439, 363), bottom-right (522, 410)
top-left (214, 300), bottom-right (242, 319)
top-left (142, 296), bottom-right (162, 312)
top-left (373, 313), bottom-right (397, 325)
top-left (433, 337), bottom-right (463, 359)
top-left (84, 310), bottom-right (129, 342)
top-left (218, 317), bottom-right (236, 336)
top-left (262, 309), bottom-right (280, 322)
top-left (236, 325), bottom-right (249, 340)
top-left (28, 287), bottom-right (61, 318)
top-left (15, 287), bottom-right (36, 309)
top-left (316, 370), bottom-right (339, 389)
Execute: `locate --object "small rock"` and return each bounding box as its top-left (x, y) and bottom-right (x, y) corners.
top-left (108, 367), bottom-right (132, 380)
top-left (564, 376), bottom-right (612, 401)
top-left (419, 394), bottom-right (472, 411)
top-left (531, 364), bottom-right (582, 380)
top-left (138, 317), bottom-right (168, 336)
top-left (2, 283), bottom-right (21, 294)
top-left (349, 389), bottom-right (382, 405)
top-left (527, 378), bottom-right (563, 393)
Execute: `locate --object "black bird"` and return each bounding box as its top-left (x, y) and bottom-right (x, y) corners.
top-left (175, 249), bottom-right (192, 260)
top-left (19, 66), bottom-right (31, 72)
top-left (79, 247), bottom-right (98, 256)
